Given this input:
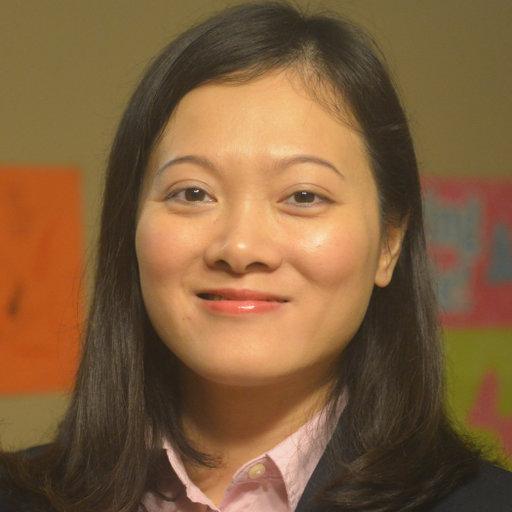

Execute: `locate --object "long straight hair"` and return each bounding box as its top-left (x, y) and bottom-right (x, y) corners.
top-left (1, 1), bottom-right (481, 511)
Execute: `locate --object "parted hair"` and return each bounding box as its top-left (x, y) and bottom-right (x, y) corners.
top-left (0, 1), bottom-right (481, 511)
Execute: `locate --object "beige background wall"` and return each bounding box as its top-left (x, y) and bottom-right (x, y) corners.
top-left (1, 0), bottom-right (511, 450)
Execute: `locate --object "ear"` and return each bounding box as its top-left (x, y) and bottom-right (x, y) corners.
top-left (374, 219), bottom-right (407, 288)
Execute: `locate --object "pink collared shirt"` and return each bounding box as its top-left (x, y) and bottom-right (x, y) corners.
top-left (142, 394), bottom-right (346, 512)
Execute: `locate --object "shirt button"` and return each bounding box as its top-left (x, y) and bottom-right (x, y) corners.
top-left (247, 462), bottom-right (266, 479)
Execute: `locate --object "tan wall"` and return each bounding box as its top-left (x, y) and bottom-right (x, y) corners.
top-left (1, 0), bottom-right (511, 450)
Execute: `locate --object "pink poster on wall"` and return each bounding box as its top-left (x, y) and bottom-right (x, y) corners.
top-left (422, 177), bottom-right (512, 327)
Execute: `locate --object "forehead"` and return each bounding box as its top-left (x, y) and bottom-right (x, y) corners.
top-left (147, 69), bottom-right (370, 181)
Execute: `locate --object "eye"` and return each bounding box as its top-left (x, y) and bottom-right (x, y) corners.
top-left (165, 186), bottom-right (214, 204)
top-left (285, 190), bottom-right (331, 208)
top-left (165, 187), bottom-right (330, 208)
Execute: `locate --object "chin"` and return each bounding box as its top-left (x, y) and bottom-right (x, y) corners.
top-left (188, 361), bottom-right (294, 388)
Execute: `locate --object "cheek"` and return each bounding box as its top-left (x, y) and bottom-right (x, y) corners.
top-left (287, 216), bottom-right (381, 357)
top-left (292, 218), bottom-right (378, 287)
top-left (135, 213), bottom-right (198, 283)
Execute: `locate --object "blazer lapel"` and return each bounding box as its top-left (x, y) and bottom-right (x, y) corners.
top-left (294, 449), bottom-right (337, 512)
top-left (295, 411), bottom-right (347, 512)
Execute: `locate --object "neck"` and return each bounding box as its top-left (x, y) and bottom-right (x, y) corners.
top-left (177, 363), bottom-right (337, 468)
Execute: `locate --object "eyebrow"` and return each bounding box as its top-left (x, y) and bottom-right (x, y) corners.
top-left (153, 154), bottom-right (345, 181)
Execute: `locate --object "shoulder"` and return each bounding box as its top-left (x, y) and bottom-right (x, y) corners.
top-left (0, 445), bottom-right (52, 512)
top-left (0, 489), bottom-right (23, 512)
top-left (0, 489), bottom-right (46, 512)
top-left (429, 460), bottom-right (512, 511)
top-left (0, 471), bottom-right (28, 512)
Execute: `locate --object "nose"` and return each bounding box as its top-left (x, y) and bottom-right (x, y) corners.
top-left (203, 201), bottom-right (283, 274)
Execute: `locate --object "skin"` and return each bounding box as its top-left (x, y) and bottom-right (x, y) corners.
top-left (135, 69), bottom-right (405, 505)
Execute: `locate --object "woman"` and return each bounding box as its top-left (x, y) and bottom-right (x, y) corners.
top-left (1, 1), bottom-right (511, 511)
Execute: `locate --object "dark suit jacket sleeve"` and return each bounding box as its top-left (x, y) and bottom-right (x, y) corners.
top-left (0, 447), bottom-right (50, 512)
top-left (429, 461), bottom-right (512, 512)
top-left (0, 494), bottom-right (16, 512)
top-left (296, 456), bottom-right (512, 512)
top-left (0, 487), bottom-right (47, 512)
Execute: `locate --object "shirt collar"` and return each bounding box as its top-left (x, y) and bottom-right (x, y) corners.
top-left (262, 391), bottom-right (346, 509)
top-left (162, 391), bottom-right (346, 510)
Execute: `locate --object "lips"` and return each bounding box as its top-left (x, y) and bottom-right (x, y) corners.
top-left (196, 288), bottom-right (289, 302)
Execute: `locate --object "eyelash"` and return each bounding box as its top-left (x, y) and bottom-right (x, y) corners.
top-left (165, 187), bottom-right (331, 208)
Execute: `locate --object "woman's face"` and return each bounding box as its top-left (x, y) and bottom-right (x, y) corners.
top-left (135, 70), bottom-right (402, 388)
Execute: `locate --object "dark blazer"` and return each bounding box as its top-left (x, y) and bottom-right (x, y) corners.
top-left (295, 455), bottom-right (512, 511)
top-left (2, 447), bottom-right (512, 511)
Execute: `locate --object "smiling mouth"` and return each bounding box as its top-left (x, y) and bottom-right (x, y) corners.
top-left (197, 293), bottom-right (288, 303)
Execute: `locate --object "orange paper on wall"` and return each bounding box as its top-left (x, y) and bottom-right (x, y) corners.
top-left (0, 167), bottom-right (84, 394)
